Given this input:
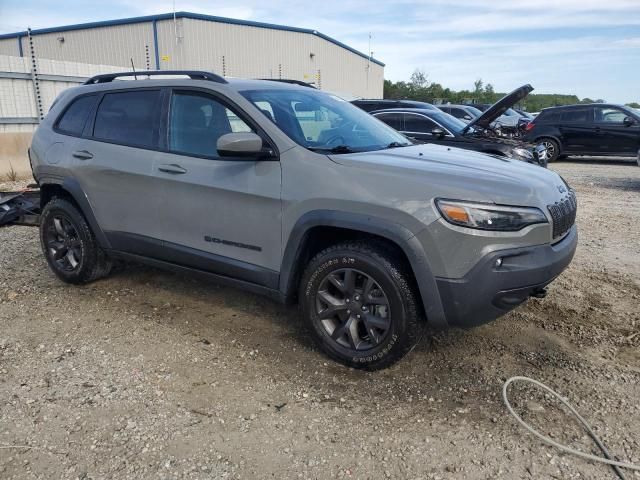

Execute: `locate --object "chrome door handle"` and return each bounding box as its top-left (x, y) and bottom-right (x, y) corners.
top-left (158, 164), bottom-right (187, 174)
top-left (72, 150), bottom-right (93, 160)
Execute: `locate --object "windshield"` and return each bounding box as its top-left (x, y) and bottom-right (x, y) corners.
top-left (465, 106), bottom-right (483, 117)
top-left (240, 88), bottom-right (411, 153)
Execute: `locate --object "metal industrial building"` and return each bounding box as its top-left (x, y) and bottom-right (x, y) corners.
top-left (0, 12), bottom-right (385, 98)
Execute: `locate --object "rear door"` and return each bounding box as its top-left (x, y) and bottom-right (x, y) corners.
top-left (152, 88), bottom-right (282, 285)
top-left (593, 106), bottom-right (640, 155)
top-left (70, 88), bottom-right (164, 251)
top-left (557, 107), bottom-right (594, 153)
top-left (372, 112), bottom-right (404, 132)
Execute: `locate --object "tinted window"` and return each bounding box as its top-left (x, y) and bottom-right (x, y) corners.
top-left (374, 112), bottom-right (403, 131)
top-left (537, 110), bottom-right (561, 123)
top-left (404, 113), bottom-right (437, 133)
top-left (169, 91), bottom-right (254, 157)
top-left (57, 95), bottom-right (97, 135)
top-left (450, 108), bottom-right (472, 120)
top-left (242, 89), bottom-right (409, 152)
top-left (560, 109), bottom-right (590, 123)
top-left (93, 90), bottom-right (161, 148)
top-left (594, 107), bottom-right (626, 124)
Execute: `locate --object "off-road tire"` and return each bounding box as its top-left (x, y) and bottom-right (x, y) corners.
top-left (300, 241), bottom-right (424, 370)
top-left (39, 197), bottom-right (112, 284)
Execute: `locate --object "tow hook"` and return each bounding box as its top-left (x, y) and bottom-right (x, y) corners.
top-left (530, 287), bottom-right (547, 299)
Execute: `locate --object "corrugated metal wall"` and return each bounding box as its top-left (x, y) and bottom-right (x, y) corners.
top-left (155, 18), bottom-right (383, 98)
top-left (0, 18), bottom-right (384, 98)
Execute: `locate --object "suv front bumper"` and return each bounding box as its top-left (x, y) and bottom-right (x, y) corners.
top-left (435, 225), bottom-right (577, 328)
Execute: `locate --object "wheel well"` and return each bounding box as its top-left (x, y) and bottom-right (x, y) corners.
top-left (285, 226), bottom-right (416, 304)
top-left (40, 184), bottom-right (76, 209)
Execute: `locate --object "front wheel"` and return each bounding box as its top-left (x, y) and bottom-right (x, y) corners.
top-left (299, 241), bottom-right (424, 370)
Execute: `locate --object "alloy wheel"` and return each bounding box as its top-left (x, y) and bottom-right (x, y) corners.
top-left (315, 268), bottom-right (391, 351)
top-left (44, 214), bottom-right (82, 272)
top-left (542, 140), bottom-right (556, 159)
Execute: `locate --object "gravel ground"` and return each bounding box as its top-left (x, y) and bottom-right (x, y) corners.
top-left (1, 159), bottom-right (639, 479)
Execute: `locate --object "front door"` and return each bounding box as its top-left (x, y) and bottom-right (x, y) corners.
top-left (593, 106), bottom-right (640, 155)
top-left (153, 89), bottom-right (282, 287)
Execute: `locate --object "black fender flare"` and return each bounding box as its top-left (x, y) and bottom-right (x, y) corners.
top-left (279, 210), bottom-right (448, 329)
top-left (40, 177), bottom-right (111, 250)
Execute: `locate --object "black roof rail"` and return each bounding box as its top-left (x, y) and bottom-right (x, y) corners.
top-left (83, 70), bottom-right (228, 85)
top-left (259, 78), bottom-right (316, 88)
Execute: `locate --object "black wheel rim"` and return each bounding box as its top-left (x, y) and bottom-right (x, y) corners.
top-left (315, 268), bottom-right (391, 351)
top-left (44, 214), bottom-right (82, 272)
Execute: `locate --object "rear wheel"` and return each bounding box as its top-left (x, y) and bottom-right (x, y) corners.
top-left (40, 198), bottom-right (112, 284)
top-left (539, 138), bottom-right (560, 162)
top-left (300, 241), bottom-right (424, 370)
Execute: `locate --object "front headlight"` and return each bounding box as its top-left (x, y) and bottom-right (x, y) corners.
top-left (512, 147), bottom-right (533, 159)
top-left (436, 199), bottom-right (548, 231)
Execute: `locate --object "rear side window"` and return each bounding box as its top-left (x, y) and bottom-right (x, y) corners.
top-left (404, 113), bottom-right (437, 133)
top-left (374, 112), bottom-right (403, 131)
top-left (56, 95), bottom-right (97, 136)
top-left (560, 109), bottom-right (590, 123)
top-left (93, 90), bottom-right (162, 148)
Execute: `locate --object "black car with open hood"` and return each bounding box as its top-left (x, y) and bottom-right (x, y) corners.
top-left (369, 84), bottom-right (547, 166)
top-left (463, 84), bottom-right (534, 133)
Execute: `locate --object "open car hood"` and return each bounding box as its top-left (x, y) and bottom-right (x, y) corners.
top-left (464, 84), bottom-right (533, 132)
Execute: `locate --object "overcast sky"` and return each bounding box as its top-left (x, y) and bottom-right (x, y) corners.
top-left (1, 0), bottom-right (638, 103)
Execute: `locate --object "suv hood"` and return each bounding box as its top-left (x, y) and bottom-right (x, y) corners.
top-left (464, 84), bottom-right (533, 132)
top-left (329, 143), bottom-right (565, 206)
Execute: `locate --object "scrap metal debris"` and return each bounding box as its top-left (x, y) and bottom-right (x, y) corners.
top-left (0, 188), bottom-right (40, 226)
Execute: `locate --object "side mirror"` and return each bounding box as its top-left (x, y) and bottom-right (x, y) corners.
top-left (463, 115), bottom-right (472, 121)
top-left (217, 132), bottom-right (274, 159)
top-left (623, 116), bottom-right (635, 127)
top-left (431, 127), bottom-right (446, 138)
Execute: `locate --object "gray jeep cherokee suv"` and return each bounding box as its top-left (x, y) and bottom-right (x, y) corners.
top-left (29, 71), bottom-right (578, 370)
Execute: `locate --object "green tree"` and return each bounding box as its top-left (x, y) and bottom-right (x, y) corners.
top-left (626, 102), bottom-right (640, 109)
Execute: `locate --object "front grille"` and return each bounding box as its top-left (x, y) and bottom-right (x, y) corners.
top-left (547, 190), bottom-right (577, 239)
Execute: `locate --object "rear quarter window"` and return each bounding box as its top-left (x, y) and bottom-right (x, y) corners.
top-left (93, 90), bottom-right (162, 149)
top-left (56, 95), bottom-right (98, 136)
top-left (536, 110), bottom-right (561, 124)
top-left (560, 109), bottom-right (590, 123)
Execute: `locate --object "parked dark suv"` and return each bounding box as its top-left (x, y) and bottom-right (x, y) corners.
top-left (523, 104), bottom-right (640, 161)
top-left (352, 99), bottom-right (437, 112)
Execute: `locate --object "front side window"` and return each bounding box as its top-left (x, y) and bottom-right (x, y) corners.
top-left (241, 89), bottom-right (410, 153)
top-left (594, 107), bottom-right (627, 124)
top-left (169, 91), bottom-right (254, 157)
top-left (93, 90), bottom-right (161, 148)
top-left (57, 95), bottom-right (97, 136)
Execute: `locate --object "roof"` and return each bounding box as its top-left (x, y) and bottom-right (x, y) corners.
top-left (541, 103), bottom-right (623, 110)
top-left (0, 11), bottom-right (384, 67)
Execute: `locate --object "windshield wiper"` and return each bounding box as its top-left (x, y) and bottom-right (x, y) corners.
top-left (307, 145), bottom-right (354, 153)
top-left (386, 141), bottom-right (412, 149)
